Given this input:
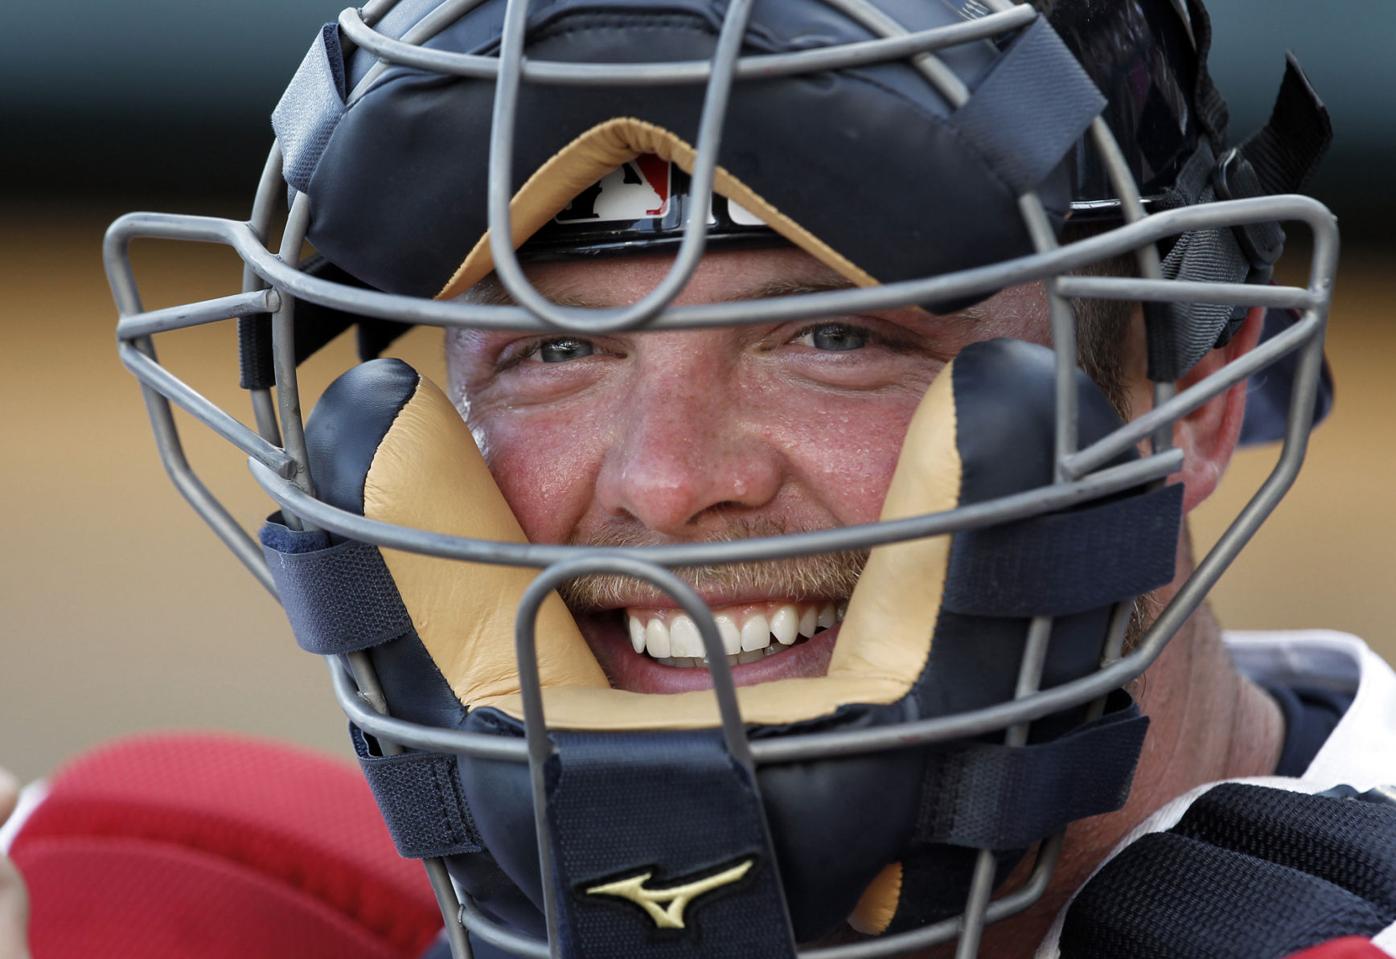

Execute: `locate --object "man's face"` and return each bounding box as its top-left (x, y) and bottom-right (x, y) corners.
top-left (447, 246), bottom-right (1053, 694)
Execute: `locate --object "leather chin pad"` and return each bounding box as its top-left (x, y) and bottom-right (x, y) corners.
top-left (353, 359), bottom-right (964, 730)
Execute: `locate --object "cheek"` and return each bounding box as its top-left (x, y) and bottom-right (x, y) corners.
top-left (473, 406), bottom-right (612, 544)
top-left (753, 386), bottom-right (924, 528)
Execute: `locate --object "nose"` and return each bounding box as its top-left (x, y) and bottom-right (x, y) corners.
top-left (594, 341), bottom-right (784, 536)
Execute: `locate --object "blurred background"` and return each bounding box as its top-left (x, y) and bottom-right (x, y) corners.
top-left (2, 1), bottom-right (1393, 783)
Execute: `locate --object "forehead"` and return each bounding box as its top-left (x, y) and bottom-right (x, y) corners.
top-left (481, 245), bottom-right (854, 309)
top-left (470, 246), bottom-right (1049, 336)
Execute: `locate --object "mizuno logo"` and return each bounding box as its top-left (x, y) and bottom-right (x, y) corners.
top-left (584, 858), bottom-right (754, 929)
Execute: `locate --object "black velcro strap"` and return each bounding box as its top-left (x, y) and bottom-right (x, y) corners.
top-left (943, 484), bottom-right (1182, 618)
top-left (951, 17), bottom-right (1105, 195)
top-left (1239, 54), bottom-right (1333, 200)
top-left (238, 310), bottom-right (351, 391)
top-left (1149, 207), bottom-right (1254, 381)
top-left (1061, 783), bottom-right (1396, 959)
top-left (350, 725), bottom-right (482, 859)
top-left (1144, 55), bottom-right (1331, 384)
top-left (1143, 142), bottom-right (1249, 382)
top-left (914, 697), bottom-right (1149, 850)
top-left (260, 517), bottom-right (414, 655)
top-left (237, 315), bottom-right (276, 391)
top-left (1209, 56), bottom-right (1330, 289)
top-left (1184, 0), bottom-right (1230, 150)
top-left (237, 256), bottom-right (413, 390)
top-left (272, 22), bottom-right (347, 194)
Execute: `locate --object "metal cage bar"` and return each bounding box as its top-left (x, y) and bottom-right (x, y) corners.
top-left (338, 3), bottom-right (1037, 85)
top-left (513, 556), bottom-right (759, 956)
top-left (247, 448), bottom-right (1185, 568)
top-left (111, 196), bottom-right (1329, 338)
top-left (481, 0), bottom-right (758, 334)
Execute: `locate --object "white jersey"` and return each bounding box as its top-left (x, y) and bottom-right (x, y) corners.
top-left (1037, 629), bottom-right (1396, 957)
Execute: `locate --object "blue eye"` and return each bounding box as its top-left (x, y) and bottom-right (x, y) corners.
top-left (795, 324), bottom-right (869, 352)
top-left (531, 338), bottom-right (596, 363)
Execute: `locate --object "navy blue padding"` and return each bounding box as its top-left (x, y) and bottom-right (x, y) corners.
top-left (304, 357), bottom-right (421, 518)
top-left (299, 0), bottom-right (1084, 308)
top-left (301, 358), bottom-right (470, 731)
top-left (1061, 783), bottom-right (1396, 959)
top-left (915, 697), bottom-right (1148, 850)
top-left (951, 18), bottom-right (1105, 196)
top-left (948, 339), bottom-right (1133, 504)
top-left (886, 339), bottom-right (1151, 929)
top-left (350, 724), bottom-right (483, 859)
top-left (1267, 683), bottom-right (1353, 778)
top-left (1173, 784), bottom-right (1396, 910)
top-left (456, 710), bottom-right (552, 924)
top-left (943, 483), bottom-right (1183, 618)
top-left (301, 361), bottom-right (541, 935)
top-left (1063, 833), bottom-right (1391, 958)
top-left (915, 339), bottom-right (1139, 726)
top-left (882, 848), bottom-right (990, 932)
top-left (462, 704), bottom-right (925, 945)
top-left (753, 716), bottom-right (924, 940)
top-left (260, 517), bottom-right (414, 655)
top-left (545, 730), bottom-right (796, 959)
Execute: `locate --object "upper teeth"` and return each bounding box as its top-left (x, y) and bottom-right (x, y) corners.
top-left (626, 600), bottom-right (845, 666)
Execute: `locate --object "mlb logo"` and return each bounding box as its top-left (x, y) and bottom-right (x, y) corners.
top-left (553, 154), bottom-right (765, 228)
top-left (557, 155), bottom-right (673, 223)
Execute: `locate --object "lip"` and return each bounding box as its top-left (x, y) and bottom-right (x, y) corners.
top-left (577, 610), bottom-right (841, 693)
top-left (589, 590), bottom-right (833, 613)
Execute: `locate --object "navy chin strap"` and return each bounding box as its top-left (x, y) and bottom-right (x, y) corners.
top-left (259, 340), bottom-right (1178, 954)
top-left (544, 731), bottom-right (796, 958)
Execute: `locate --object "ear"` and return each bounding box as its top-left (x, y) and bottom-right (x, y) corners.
top-left (1173, 306), bottom-right (1267, 513)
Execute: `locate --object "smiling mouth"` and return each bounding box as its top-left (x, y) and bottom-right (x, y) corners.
top-left (575, 599), bottom-right (847, 693)
top-left (624, 600), bottom-right (846, 667)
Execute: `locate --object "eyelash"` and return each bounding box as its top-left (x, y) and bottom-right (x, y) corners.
top-left (496, 337), bottom-right (599, 371)
top-left (494, 319), bottom-right (900, 373)
top-left (787, 320), bottom-right (902, 352)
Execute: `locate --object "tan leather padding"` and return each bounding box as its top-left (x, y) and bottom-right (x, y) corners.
top-left (364, 377), bottom-right (609, 703)
top-left (848, 862), bottom-right (902, 936)
top-left (366, 367), bottom-right (961, 730)
top-left (434, 117), bottom-right (877, 301)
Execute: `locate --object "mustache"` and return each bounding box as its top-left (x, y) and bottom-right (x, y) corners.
top-left (557, 518), bottom-right (868, 611)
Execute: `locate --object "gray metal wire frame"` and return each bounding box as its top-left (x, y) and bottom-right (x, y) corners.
top-left (102, 0), bottom-right (1339, 955)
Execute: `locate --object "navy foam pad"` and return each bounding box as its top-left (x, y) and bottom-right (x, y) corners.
top-left (295, 0), bottom-right (1097, 303)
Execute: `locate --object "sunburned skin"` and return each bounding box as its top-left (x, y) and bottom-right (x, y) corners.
top-left (446, 247), bottom-right (1048, 694)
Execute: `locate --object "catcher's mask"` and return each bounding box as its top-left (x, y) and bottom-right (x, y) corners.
top-left (107, 0), bottom-right (1338, 955)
